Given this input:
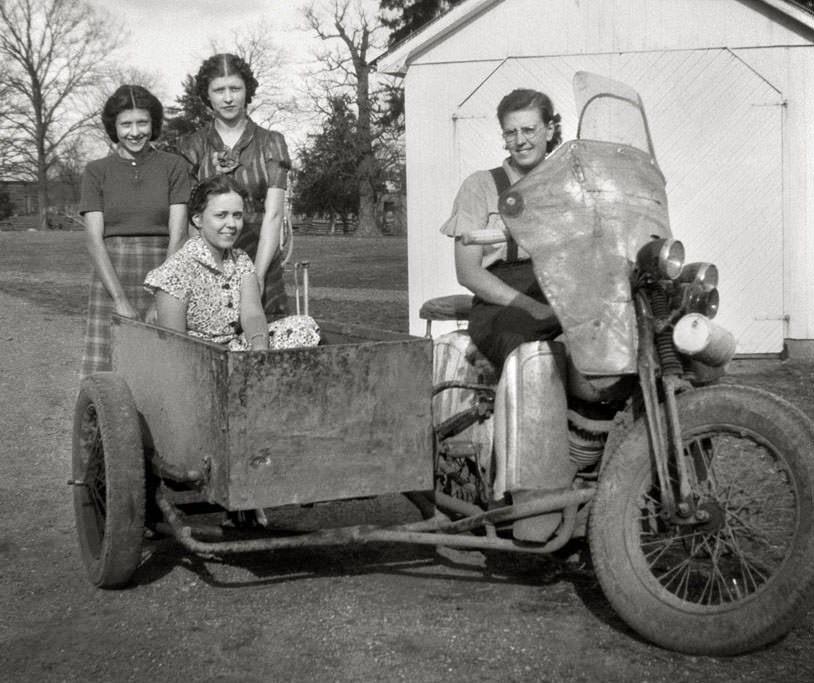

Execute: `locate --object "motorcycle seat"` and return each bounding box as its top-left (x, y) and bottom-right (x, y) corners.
top-left (419, 295), bottom-right (473, 322)
top-left (420, 295), bottom-right (473, 337)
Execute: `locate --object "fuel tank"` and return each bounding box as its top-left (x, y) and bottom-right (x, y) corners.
top-left (492, 341), bottom-right (575, 542)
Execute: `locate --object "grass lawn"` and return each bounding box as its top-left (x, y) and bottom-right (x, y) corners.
top-left (0, 231), bottom-right (409, 330)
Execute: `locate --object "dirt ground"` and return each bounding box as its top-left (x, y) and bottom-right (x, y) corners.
top-left (1, 232), bottom-right (813, 682)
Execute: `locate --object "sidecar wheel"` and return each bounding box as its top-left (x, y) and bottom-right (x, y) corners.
top-left (72, 373), bottom-right (145, 588)
top-left (589, 385), bottom-right (814, 655)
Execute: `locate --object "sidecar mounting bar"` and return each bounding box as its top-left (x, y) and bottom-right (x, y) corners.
top-left (417, 489), bottom-right (594, 536)
top-left (156, 485), bottom-right (593, 556)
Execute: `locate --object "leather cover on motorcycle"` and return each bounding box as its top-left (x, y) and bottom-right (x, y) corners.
top-left (500, 139), bottom-right (671, 375)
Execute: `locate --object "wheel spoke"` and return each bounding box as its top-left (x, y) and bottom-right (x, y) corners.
top-left (640, 533), bottom-right (679, 567)
top-left (718, 526), bottom-right (772, 584)
top-left (639, 427), bottom-right (799, 606)
top-left (81, 409), bottom-right (107, 530)
top-left (653, 551), bottom-right (695, 598)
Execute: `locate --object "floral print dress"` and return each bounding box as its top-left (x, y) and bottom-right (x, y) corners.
top-left (144, 237), bottom-right (320, 351)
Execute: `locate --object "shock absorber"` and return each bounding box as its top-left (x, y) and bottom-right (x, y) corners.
top-left (648, 286), bottom-right (683, 376)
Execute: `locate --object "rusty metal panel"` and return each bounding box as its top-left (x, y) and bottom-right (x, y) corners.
top-left (220, 334), bottom-right (434, 509)
top-left (113, 319), bottom-right (434, 510)
top-left (111, 318), bottom-right (229, 488)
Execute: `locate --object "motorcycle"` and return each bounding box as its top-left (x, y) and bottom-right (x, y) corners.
top-left (423, 71), bottom-right (814, 655)
top-left (71, 72), bottom-right (814, 657)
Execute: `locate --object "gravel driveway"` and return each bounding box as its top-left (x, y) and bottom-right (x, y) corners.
top-left (1, 233), bottom-right (813, 682)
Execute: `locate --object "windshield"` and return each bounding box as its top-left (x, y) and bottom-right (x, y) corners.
top-left (574, 71), bottom-right (656, 160)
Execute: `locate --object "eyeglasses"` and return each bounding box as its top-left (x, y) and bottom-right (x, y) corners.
top-left (501, 124), bottom-right (545, 145)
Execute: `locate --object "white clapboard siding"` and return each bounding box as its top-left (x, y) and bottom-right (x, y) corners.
top-left (448, 49), bottom-right (784, 354)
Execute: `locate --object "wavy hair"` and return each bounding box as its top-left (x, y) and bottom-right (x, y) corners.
top-left (101, 85), bottom-right (163, 143)
top-left (497, 89), bottom-right (562, 153)
top-left (194, 53), bottom-right (258, 108)
top-left (189, 175), bottom-right (248, 218)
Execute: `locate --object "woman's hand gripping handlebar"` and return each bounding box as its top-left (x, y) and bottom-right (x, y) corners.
top-left (460, 228), bottom-right (509, 246)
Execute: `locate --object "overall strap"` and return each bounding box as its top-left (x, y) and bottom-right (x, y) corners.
top-left (489, 166), bottom-right (518, 262)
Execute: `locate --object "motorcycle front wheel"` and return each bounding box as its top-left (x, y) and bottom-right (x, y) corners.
top-left (589, 384), bottom-right (814, 655)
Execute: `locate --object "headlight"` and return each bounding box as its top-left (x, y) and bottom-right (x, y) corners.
top-left (673, 313), bottom-right (735, 367)
top-left (636, 238), bottom-right (685, 280)
top-left (679, 262), bottom-right (718, 292)
top-left (676, 282), bottom-right (719, 319)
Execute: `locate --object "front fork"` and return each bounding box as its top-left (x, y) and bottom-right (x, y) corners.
top-left (635, 291), bottom-right (703, 523)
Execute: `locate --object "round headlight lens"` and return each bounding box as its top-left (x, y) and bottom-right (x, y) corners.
top-left (636, 238), bottom-right (685, 280)
top-left (681, 283), bottom-right (719, 319)
top-left (679, 262), bottom-right (719, 291)
top-left (659, 239), bottom-right (685, 279)
top-left (704, 288), bottom-right (720, 319)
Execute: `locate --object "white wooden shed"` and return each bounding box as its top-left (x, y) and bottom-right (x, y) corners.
top-left (378, 0), bottom-right (814, 356)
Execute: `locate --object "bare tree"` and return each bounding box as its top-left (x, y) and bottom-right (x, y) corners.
top-left (0, 0), bottom-right (124, 228)
top-left (304, 0), bottom-right (393, 236)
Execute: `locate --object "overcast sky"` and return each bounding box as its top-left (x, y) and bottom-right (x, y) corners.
top-left (87, 0), bottom-right (386, 148)
top-left (89, 0), bottom-right (318, 99)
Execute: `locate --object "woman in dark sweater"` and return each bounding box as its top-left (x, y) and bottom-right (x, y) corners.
top-left (79, 85), bottom-right (190, 378)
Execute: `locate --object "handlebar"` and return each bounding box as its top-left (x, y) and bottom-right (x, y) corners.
top-left (460, 229), bottom-right (509, 246)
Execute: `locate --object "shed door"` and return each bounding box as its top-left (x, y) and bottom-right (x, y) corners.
top-left (454, 50), bottom-right (785, 354)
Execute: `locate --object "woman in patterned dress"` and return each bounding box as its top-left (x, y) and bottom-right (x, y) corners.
top-left (144, 175), bottom-right (319, 351)
top-left (79, 85), bottom-right (190, 379)
top-left (179, 53), bottom-right (292, 320)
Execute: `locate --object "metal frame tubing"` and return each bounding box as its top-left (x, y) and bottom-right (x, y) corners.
top-left (156, 484), bottom-right (594, 556)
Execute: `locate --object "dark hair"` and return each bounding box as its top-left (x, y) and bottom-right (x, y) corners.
top-left (102, 85), bottom-right (163, 142)
top-left (497, 89), bottom-right (562, 153)
top-left (195, 53), bottom-right (258, 108)
top-left (189, 175), bottom-right (248, 218)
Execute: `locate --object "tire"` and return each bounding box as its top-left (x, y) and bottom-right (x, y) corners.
top-left (72, 372), bottom-right (145, 588)
top-left (589, 384), bottom-right (814, 655)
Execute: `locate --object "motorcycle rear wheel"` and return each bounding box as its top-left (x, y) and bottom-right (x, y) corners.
top-left (589, 384), bottom-right (814, 655)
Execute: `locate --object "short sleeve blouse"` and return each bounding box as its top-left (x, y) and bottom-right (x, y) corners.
top-left (440, 158), bottom-right (529, 268)
top-left (179, 119), bottom-right (291, 224)
top-left (144, 237), bottom-right (256, 345)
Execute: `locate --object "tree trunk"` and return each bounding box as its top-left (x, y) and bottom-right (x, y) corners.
top-left (35, 94), bottom-right (49, 230)
top-left (37, 152), bottom-right (49, 231)
top-left (356, 173), bottom-right (377, 236)
top-left (354, 58), bottom-right (378, 237)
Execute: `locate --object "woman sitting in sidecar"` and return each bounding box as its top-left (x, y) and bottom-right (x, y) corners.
top-left (144, 174), bottom-right (320, 352)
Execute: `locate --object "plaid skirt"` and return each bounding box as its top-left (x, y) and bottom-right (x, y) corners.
top-left (80, 236), bottom-right (169, 379)
top-left (235, 220), bottom-right (289, 320)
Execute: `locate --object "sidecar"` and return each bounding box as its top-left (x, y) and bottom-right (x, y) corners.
top-left (71, 315), bottom-right (595, 590)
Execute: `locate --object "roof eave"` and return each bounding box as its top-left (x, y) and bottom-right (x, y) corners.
top-left (376, 0), bottom-right (505, 75)
top-left (375, 0), bottom-right (814, 76)
top-left (762, 0), bottom-right (814, 30)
